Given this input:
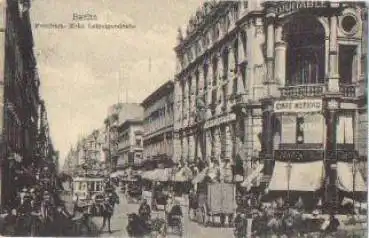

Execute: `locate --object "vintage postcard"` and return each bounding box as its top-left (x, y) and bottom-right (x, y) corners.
top-left (0, 0), bottom-right (367, 237)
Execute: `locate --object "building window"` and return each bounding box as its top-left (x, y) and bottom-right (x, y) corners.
top-left (285, 15), bottom-right (325, 85)
top-left (339, 45), bottom-right (356, 84)
top-left (341, 15), bottom-right (358, 35)
top-left (195, 70), bottom-right (199, 96)
top-left (212, 57), bottom-right (218, 86)
top-left (222, 48), bottom-right (229, 80)
top-left (136, 139), bottom-right (142, 147)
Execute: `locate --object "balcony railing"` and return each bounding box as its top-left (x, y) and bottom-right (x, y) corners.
top-left (339, 84), bottom-right (356, 98)
top-left (280, 84), bottom-right (357, 98)
top-left (280, 84), bottom-right (326, 98)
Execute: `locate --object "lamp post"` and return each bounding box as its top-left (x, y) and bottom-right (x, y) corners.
top-left (352, 158), bottom-right (357, 216)
top-left (286, 160), bottom-right (292, 207)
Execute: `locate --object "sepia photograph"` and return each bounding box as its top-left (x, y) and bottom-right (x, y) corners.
top-left (0, 0), bottom-right (367, 237)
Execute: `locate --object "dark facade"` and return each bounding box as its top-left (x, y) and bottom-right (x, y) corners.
top-left (0, 0), bottom-right (57, 207)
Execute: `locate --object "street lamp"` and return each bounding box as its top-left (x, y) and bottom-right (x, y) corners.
top-left (352, 158), bottom-right (357, 216)
top-left (286, 160), bottom-right (292, 207)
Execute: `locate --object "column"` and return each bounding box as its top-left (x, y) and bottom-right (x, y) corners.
top-left (227, 48), bottom-right (235, 110)
top-left (225, 124), bottom-right (232, 161)
top-left (274, 24), bottom-right (286, 86)
top-left (199, 67), bottom-right (204, 97)
top-left (205, 130), bottom-right (212, 162)
top-left (214, 127), bottom-right (221, 162)
top-left (324, 98), bottom-right (340, 212)
top-left (266, 18), bottom-right (275, 83)
top-left (182, 135), bottom-right (188, 161)
top-left (188, 134), bottom-right (195, 162)
top-left (206, 65), bottom-right (213, 119)
top-left (261, 99), bottom-right (274, 176)
top-left (179, 136), bottom-right (183, 161)
top-left (190, 74), bottom-right (196, 125)
top-left (177, 82), bottom-right (183, 126)
top-left (184, 80), bottom-right (190, 126)
top-left (328, 15), bottom-right (340, 92)
top-left (217, 52), bottom-right (223, 85)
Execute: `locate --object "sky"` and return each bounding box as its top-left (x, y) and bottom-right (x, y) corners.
top-left (30, 0), bottom-right (203, 168)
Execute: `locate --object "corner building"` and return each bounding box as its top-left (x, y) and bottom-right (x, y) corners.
top-left (174, 1), bottom-right (367, 209)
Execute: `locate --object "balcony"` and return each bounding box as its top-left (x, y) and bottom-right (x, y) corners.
top-left (280, 84), bottom-right (326, 99)
top-left (339, 84), bottom-right (356, 98)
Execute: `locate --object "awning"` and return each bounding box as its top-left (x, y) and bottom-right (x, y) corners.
top-left (241, 163), bottom-right (264, 190)
top-left (141, 168), bottom-right (172, 182)
top-left (192, 168), bottom-right (209, 184)
top-left (337, 162), bottom-right (367, 192)
top-left (268, 160), bottom-right (325, 191)
top-left (110, 170), bottom-right (126, 178)
top-left (141, 170), bottom-right (155, 180)
top-left (172, 167), bottom-right (193, 182)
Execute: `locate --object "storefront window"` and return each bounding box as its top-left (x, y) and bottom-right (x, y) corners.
top-left (337, 114), bottom-right (354, 144)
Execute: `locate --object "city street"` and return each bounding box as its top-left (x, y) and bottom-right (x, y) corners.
top-left (93, 192), bottom-right (233, 237)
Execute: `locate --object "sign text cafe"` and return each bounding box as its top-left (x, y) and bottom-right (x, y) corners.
top-left (274, 99), bottom-right (323, 113)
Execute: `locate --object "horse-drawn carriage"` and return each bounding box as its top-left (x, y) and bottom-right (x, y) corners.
top-left (193, 182), bottom-right (237, 227)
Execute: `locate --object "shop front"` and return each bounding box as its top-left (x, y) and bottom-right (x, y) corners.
top-left (264, 97), bottom-right (367, 212)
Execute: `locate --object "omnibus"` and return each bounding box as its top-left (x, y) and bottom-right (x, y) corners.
top-left (72, 176), bottom-right (105, 201)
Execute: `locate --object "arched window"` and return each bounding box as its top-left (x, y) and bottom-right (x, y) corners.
top-left (284, 15), bottom-right (325, 85)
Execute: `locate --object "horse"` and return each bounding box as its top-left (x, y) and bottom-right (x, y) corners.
top-left (99, 191), bottom-right (119, 233)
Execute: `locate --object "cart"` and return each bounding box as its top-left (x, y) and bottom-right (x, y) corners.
top-left (195, 182), bottom-right (236, 227)
top-left (127, 181), bottom-right (142, 203)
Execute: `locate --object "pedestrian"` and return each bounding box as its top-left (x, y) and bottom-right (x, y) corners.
top-left (188, 188), bottom-right (198, 219)
top-left (2, 208), bottom-right (17, 236)
top-left (100, 190), bottom-right (118, 233)
top-left (138, 199), bottom-right (151, 223)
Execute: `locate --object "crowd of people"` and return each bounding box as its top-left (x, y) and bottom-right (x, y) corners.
top-left (0, 182), bottom-right (73, 236)
top-left (233, 198), bottom-right (341, 238)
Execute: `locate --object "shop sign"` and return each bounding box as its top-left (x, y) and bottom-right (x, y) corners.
top-left (274, 99), bottom-right (322, 113)
top-left (204, 113), bottom-right (236, 128)
top-left (275, 1), bottom-right (326, 15)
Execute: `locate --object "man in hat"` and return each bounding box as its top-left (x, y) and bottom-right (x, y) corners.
top-left (16, 191), bottom-right (33, 235)
top-left (138, 199), bottom-right (151, 223)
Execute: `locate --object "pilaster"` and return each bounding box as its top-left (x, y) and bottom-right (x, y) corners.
top-left (328, 15), bottom-right (340, 92)
top-left (225, 124), bottom-right (232, 161)
top-left (205, 130), bottom-right (212, 162)
top-left (188, 134), bottom-right (195, 162)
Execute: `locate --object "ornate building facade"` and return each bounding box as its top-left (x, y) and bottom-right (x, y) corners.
top-left (174, 1), bottom-right (367, 209)
top-left (142, 80), bottom-right (175, 166)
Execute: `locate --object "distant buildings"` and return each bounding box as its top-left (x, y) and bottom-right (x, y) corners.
top-left (141, 80), bottom-right (175, 168)
top-left (104, 103), bottom-right (143, 171)
top-left (64, 103), bottom-right (144, 174)
top-left (116, 119), bottom-right (144, 169)
top-left (63, 128), bottom-right (106, 176)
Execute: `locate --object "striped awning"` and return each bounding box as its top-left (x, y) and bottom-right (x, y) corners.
top-left (337, 162), bottom-right (367, 192)
top-left (268, 160), bottom-right (325, 192)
